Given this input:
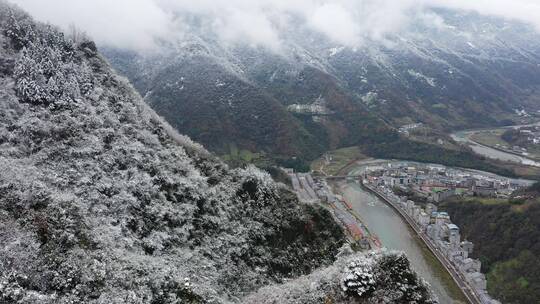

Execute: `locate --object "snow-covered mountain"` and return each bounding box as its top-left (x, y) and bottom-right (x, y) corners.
top-left (0, 2), bottom-right (441, 303)
top-left (104, 7), bottom-right (540, 160)
top-left (0, 3), bottom-right (346, 302)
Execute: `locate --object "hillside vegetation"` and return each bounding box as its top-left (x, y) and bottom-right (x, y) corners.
top-left (0, 3), bottom-right (443, 303)
top-left (104, 7), bottom-right (540, 171)
top-left (245, 250), bottom-right (437, 304)
top-left (440, 184), bottom-right (540, 304)
top-left (0, 3), bottom-right (346, 302)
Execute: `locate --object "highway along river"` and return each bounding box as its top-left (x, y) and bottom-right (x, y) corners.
top-left (335, 166), bottom-right (468, 303)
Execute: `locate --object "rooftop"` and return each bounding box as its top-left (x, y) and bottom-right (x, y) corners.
top-left (447, 223), bottom-right (459, 230)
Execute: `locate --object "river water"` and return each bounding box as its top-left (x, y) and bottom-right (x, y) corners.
top-left (338, 165), bottom-right (468, 304)
top-left (451, 125), bottom-right (540, 168)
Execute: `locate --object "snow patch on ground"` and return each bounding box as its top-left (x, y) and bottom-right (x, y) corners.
top-left (287, 96), bottom-right (334, 115)
top-left (329, 46), bottom-right (345, 57)
top-left (408, 69), bottom-right (436, 87)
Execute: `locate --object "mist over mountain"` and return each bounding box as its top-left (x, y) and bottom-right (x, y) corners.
top-left (13, 0), bottom-right (540, 164)
top-left (3, 1), bottom-right (540, 303)
top-left (13, 0), bottom-right (540, 52)
top-left (98, 6), bottom-right (540, 164)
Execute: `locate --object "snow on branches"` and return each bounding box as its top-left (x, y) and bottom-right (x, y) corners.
top-left (245, 249), bottom-right (438, 304)
top-left (5, 7), bottom-right (93, 107)
top-left (342, 253), bottom-right (377, 297)
top-left (0, 2), bottom-right (345, 303)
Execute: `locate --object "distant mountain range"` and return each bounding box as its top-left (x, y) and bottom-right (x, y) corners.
top-left (104, 8), bottom-right (540, 164)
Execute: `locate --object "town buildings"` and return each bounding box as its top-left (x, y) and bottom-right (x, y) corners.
top-left (365, 178), bottom-right (502, 304)
top-left (363, 162), bottom-right (529, 201)
top-left (288, 161), bottom-right (531, 304)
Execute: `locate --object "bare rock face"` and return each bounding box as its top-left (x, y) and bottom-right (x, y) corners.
top-left (0, 2), bottom-right (344, 303)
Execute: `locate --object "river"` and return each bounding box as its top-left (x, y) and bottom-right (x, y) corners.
top-left (335, 163), bottom-right (470, 304)
top-left (451, 124), bottom-right (540, 167)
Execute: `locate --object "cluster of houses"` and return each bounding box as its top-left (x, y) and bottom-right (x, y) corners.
top-left (359, 161), bottom-right (535, 304)
top-left (516, 125), bottom-right (540, 145)
top-left (287, 170), bottom-right (320, 203)
top-left (363, 162), bottom-right (530, 202)
top-left (287, 161), bottom-right (530, 304)
top-left (490, 126), bottom-right (540, 155)
top-left (369, 184), bottom-right (501, 304)
top-left (398, 123), bottom-right (423, 136)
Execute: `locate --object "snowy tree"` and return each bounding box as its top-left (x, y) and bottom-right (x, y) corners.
top-left (341, 255), bottom-right (377, 297)
top-left (244, 250), bottom-right (438, 304)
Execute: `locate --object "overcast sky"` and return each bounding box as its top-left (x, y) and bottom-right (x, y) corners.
top-left (10, 0), bottom-right (540, 52)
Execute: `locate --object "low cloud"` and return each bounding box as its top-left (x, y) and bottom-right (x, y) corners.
top-left (309, 3), bottom-right (361, 46)
top-left (9, 0), bottom-right (540, 52)
top-left (429, 0), bottom-right (540, 29)
top-left (13, 0), bottom-right (173, 51)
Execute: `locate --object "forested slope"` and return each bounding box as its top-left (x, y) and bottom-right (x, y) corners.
top-left (104, 7), bottom-right (540, 168)
top-left (0, 3), bottom-right (345, 302)
top-left (440, 184), bottom-right (540, 304)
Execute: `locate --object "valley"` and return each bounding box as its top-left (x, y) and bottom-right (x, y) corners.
top-left (64, 14), bottom-right (540, 304)
top-left (102, 7), bottom-right (540, 176)
top-left (293, 158), bottom-right (534, 304)
top-left (3, 1), bottom-right (540, 303)
top-left (338, 180), bottom-right (468, 304)
top-left (0, 3), bottom-right (439, 303)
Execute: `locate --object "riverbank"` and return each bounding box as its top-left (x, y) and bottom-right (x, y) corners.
top-left (335, 179), bottom-right (468, 303)
top-left (362, 183), bottom-right (481, 304)
top-left (467, 130), bottom-right (539, 159)
top-left (312, 156), bottom-right (534, 302)
top-left (327, 158), bottom-right (532, 303)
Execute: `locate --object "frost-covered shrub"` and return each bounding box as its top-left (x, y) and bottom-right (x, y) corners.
top-left (235, 165), bottom-right (278, 203)
top-left (341, 254), bottom-right (377, 297)
top-left (149, 277), bottom-right (204, 304)
top-left (374, 252), bottom-right (436, 303)
top-left (245, 250), bottom-right (438, 304)
top-left (13, 44), bottom-right (94, 107)
top-left (341, 251), bottom-right (436, 302)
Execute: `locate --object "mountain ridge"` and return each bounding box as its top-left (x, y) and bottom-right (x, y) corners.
top-left (103, 7), bottom-right (540, 168)
top-left (0, 3), bottom-right (347, 302)
top-left (0, 3), bottom-right (442, 303)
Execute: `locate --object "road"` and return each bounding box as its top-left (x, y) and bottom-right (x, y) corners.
top-left (322, 174), bottom-right (364, 180)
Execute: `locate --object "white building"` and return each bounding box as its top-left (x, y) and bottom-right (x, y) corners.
top-left (459, 258), bottom-right (482, 273)
top-left (447, 223), bottom-right (460, 247)
top-left (461, 241), bottom-right (474, 255)
top-left (418, 211), bottom-right (430, 227)
top-left (467, 272), bottom-right (487, 290)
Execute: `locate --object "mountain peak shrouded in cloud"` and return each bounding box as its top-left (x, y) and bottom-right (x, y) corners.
top-left (10, 0), bottom-right (540, 52)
